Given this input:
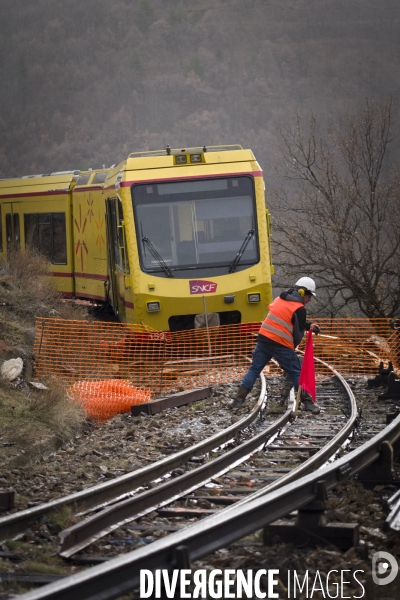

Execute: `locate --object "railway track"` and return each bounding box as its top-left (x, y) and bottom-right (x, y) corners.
top-left (1, 358), bottom-right (400, 599)
top-left (54, 362), bottom-right (355, 559)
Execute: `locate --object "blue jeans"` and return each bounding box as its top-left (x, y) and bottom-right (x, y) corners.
top-left (241, 339), bottom-right (301, 391)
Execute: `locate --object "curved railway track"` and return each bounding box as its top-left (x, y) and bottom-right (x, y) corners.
top-left (55, 360), bottom-right (355, 559)
top-left (1, 356), bottom-right (400, 599)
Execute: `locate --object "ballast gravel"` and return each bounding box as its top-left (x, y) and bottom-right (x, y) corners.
top-left (0, 379), bottom-right (399, 599)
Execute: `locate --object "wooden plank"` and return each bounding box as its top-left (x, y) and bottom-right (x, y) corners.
top-left (183, 495), bottom-right (240, 505)
top-left (264, 521), bottom-right (359, 550)
top-left (156, 507), bottom-right (216, 517)
top-left (0, 489), bottom-right (14, 510)
top-left (131, 387), bottom-right (212, 416)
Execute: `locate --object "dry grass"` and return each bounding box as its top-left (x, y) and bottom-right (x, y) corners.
top-left (21, 560), bottom-right (67, 575)
top-left (0, 248), bottom-right (90, 328)
top-left (1, 541), bottom-right (68, 575)
top-left (0, 378), bottom-right (87, 463)
top-left (0, 248), bottom-right (93, 466)
top-left (46, 505), bottom-right (76, 530)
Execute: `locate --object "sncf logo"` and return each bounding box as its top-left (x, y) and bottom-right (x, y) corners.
top-left (189, 280), bottom-right (218, 294)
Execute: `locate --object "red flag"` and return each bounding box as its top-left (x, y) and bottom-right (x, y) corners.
top-left (299, 330), bottom-right (316, 401)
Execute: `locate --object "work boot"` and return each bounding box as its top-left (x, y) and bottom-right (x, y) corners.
top-left (279, 372), bottom-right (293, 406)
top-left (228, 385), bottom-right (250, 409)
top-left (300, 391), bottom-right (320, 414)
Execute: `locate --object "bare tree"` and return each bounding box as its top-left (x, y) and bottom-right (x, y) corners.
top-left (269, 96), bottom-right (400, 318)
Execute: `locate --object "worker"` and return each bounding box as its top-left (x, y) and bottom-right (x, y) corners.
top-left (230, 277), bottom-right (321, 413)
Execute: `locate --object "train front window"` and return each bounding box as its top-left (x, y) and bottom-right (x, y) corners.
top-left (132, 176), bottom-right (258, 273)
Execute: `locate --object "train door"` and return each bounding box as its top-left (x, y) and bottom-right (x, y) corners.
top-left (4, 202), bottom-right (22, 253)
top-left (105, 197), bottom-right (125, 318)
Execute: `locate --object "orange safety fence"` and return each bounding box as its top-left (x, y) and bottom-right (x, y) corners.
top-left (33, 317), bottom-right (399, 419)
top-left (67, 380), bottom-right (152, 423)
top-left (300, 318), bottom-right (398, 375)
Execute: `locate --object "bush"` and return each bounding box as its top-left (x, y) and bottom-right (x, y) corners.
top-left (0, 248), bottom-right (90, 327)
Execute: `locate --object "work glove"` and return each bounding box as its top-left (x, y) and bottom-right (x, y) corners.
top-left (390, 319), bottom-right (400, 331)
top-left (311, 323), bottom-right (320, 335)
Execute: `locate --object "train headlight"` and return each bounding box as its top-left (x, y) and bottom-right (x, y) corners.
top-left (175, 155), bottom-right (187, 164)
top-left (248, 293), bottom-right (261, 303)
top-left (190, 154), bottom-right (202, 163)
top-left (147, 301), bottom-right (161, 312)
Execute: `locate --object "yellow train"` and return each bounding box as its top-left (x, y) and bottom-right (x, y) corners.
top-left (0, 145), bottom-right (274, 330)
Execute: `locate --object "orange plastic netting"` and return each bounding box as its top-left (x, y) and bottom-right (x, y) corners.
top-left (67, 379), bottom-right (151, 422)
top-left (33, 317), bottom-right (399, 420)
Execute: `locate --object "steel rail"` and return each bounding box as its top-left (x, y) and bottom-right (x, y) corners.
top-left (57, 358), bottom-right (355, 557)
top-left (0, 357), bottom-right (261, 543)
top-left (16, 412), bottom-right (400, 600)
top-left (57, 373), bottom-right (279, 556)
top-left (231, 358), bottom-right (358, 508)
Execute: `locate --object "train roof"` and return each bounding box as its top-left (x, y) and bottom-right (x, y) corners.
top-left (124, 145), bottom-right (256, 171)
top-left (127, 144), bottom-right (244, 158)
top-left (102, 145), bottom-right (261, 191)
top-left (0, 169), bottom-right (109, 198)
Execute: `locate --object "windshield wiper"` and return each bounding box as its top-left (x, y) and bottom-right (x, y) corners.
top-left (228, 229), bottom-right (255, 273)
top-left (142, 237), bottom-right (174, 278)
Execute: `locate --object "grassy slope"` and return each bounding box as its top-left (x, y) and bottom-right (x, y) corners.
top-left (0, 250), bottom-right (91, 468)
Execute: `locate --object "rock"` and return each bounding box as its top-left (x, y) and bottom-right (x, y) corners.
top-left (1, 357), bottom-right (23, 381)
top-left (29, 381), bottom-right (49, 390)
top-left (359, 525), bottom-right (387, 540)
top-left (200, 416), bottom-right (211, 424)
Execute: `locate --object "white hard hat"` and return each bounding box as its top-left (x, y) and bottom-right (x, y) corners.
top-left (295, 277), bottom-right (316, 296)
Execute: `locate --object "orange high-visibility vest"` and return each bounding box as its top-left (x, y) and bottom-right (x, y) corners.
top-left (259, 297), bottom-right (304, 349)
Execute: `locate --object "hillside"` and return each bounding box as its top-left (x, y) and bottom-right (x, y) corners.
top-left (0, 251), bottom-right (90, 468)
top-left (0, 0), bottom-right (399, 179)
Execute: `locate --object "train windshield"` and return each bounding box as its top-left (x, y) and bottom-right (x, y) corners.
top-left (132, 176), bottom-right (258, 273)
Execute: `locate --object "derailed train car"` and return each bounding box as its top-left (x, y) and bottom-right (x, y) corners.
top-left (0, 145), bottom-right (274, 331)
top-left (0, 168), bottom-right (110, 301)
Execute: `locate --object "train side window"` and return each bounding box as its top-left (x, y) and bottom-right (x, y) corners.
top-left (24, 212), bottom-right (67, 264)
top-left (6, 213), bottom-right (20, 252)
top-left (52, 213), bottom-right (67, 264)
top-left (75, 174), bottom-right (91, 186)
top-left (24, 214), bottom-right (39, 247)
top-left (38, 214), bottom-right (52, 259)
top-left (92, 172), bottom-right (108, 184)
